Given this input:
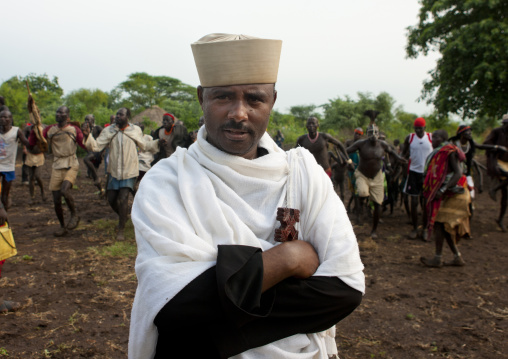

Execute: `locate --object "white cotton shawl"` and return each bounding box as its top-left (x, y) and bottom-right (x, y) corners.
top-left (129, 127), bottom-right (365, 359)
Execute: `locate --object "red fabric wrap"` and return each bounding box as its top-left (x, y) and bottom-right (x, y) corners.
top-left (423, 144), bottom-right (466, 238)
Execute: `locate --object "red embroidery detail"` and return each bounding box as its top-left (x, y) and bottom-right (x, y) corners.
top-left (274, 207), bottom-right (300, 242)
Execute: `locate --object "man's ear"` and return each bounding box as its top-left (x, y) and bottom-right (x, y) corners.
top-left (197, 86), bottom-right (204, 108)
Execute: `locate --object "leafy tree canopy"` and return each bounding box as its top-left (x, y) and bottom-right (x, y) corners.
top-left (322, 92), bottom-right (396, 131)
top-left (0, 73), bottom-right (63, 126)
top-left (406, 0), bottom-right (508, 119)
top-left (64, 88), bottom-right (111, 125)
top-left (288, 105), bottom-right (321, 125)
top-left (116, 72), bottom-right (196, 111)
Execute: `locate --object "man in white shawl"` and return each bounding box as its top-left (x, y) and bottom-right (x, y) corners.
top-left (129, 33), bottom-right (365, 359)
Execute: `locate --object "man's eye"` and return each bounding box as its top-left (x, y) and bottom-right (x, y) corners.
top-left (249, 97), bottom-right (263, 103)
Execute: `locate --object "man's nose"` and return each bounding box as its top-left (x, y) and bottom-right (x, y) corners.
top-left (228, 100), bottom-right (248, 121)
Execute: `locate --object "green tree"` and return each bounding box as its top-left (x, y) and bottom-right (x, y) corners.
top-left (288, 105), bottom-right (321, 125)
top-left (394, 107), bottom-right (418, 135)
top-left (267, 110), bottom-right (302, 147)
top-left (64, 88), bottom-right (110, 125)
top-left (160, 98), bottom-right (202, 130)
top-left (0, 74), bottom-right (63, 126)
top-left (116, 72), bottom-right (196, 112)
top-left (406, 0), bottom-right (508, 119)
top-left (322, 92), bottom-right (396, 131)
top-left (322, 95), bottom-right (359, 130)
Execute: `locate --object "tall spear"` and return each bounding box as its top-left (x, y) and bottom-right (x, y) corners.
top-left (26, 81), bottom-right (48, 152)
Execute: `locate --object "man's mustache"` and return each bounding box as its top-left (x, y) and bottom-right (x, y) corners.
top-left (220, 121), bottom-right (254, 134)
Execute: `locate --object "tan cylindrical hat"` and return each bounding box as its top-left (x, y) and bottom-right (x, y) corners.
top-left (191, 33), bottom-right (282, 87)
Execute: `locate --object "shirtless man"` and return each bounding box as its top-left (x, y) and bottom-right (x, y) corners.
top-left (483, 114), bottom-right (508, 232)
top-left (82, 114), bottom-right (104, 195)
top-left (0, 110), bottom-right (31, 209)
top-left (296, 116), bottom-right (349, 177)
top-left (347, 124), bottom-right (406, 238)
top-left (449, 125), bottom-right (507, 216)
top-left (29, 106), bottom-right (86, 236)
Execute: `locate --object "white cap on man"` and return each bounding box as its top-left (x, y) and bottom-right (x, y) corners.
top-left (191, 33), bottom-right (282, 87)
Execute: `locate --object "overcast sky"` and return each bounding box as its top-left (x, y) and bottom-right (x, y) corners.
top-left (2, 0), bottom-right (439, 116)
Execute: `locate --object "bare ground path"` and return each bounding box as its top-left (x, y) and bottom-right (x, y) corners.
top-left (1, 155), bottom-right (507, 358)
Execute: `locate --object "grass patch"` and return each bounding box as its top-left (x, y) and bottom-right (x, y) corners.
top-left (93, 219), bottom-right (135, 240)
top-left (86, 219), bottom-right (137, 257)
top-left (22, 255), bottom-right (33, 261)
top-left (100, 241), bottom-right (136, 257)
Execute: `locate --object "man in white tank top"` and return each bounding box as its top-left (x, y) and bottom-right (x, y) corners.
top-left (402, 117), bottom-right (433, 240)
top-left (0, 109), bottom-right (31, 209)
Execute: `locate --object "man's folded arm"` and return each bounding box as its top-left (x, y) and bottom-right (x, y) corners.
top-left (154, 244), bottom-right (362, 359)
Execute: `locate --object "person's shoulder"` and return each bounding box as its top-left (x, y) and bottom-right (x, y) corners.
top-left (45, 124), bottom-right (58, 133)
top-left (68, 123), bottom-right (81, 131)
top-left (173, 123), bottom-right (188, 134)
top-left (490, 126), bottom-right (503, 134)
top-left (129, 123), bottom-right (142, 132)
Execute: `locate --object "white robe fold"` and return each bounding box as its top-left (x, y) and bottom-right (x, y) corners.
top-left (129, 127), bottom-right (365, 359)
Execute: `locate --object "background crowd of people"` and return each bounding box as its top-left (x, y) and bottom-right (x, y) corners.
top-left (0, 94), bottom-right (507, 334)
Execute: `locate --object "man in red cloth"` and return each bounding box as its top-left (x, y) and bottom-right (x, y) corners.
top-left (420, 130), bottom-right (470, 267)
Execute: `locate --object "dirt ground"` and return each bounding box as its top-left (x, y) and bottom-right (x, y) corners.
top-left (1, 153), bottom-right (507, 359)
